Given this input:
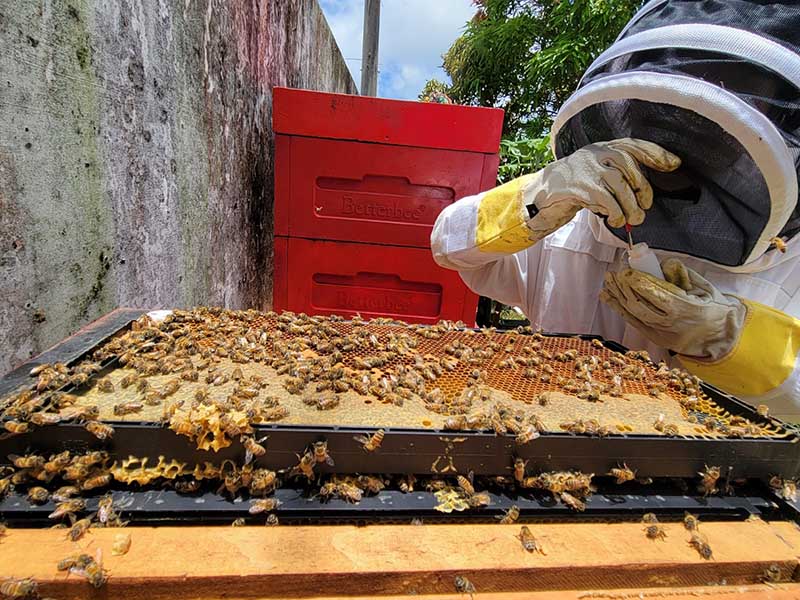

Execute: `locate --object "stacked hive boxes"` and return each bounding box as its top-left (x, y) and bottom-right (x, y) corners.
top-left (272, 87), bottom-right (504, 325)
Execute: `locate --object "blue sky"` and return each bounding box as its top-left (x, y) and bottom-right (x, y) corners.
top-left (318, 0), bottom-right (476, 100)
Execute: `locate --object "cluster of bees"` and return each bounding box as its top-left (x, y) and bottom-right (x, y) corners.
top-left (641, 512), bottom-right (713, 560)
top-left (0, 308), bottom-right (778, 456)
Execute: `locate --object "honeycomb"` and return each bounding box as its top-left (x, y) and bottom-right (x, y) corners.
top-left (5, 308), bottom-right (786, 439)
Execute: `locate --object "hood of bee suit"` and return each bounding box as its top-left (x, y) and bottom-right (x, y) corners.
top-left (550, 0), bottom-right (800, 273)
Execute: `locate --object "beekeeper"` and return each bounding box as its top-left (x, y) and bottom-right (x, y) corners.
top-left (431, 0), bottom-right (800, 418)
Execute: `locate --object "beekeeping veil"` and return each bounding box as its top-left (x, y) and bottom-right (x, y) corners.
top-left (550, 0), bottom-right (800, 271)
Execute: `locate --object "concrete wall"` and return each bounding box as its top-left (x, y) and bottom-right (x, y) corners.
top-left (0, 0), bottom-right (357, 373)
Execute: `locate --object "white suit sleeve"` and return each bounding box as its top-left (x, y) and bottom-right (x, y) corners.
top-left (431, 187), bottom-right (539, 312)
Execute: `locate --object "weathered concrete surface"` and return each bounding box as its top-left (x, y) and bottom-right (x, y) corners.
top-left (0, 0), bottom-right (356, 373)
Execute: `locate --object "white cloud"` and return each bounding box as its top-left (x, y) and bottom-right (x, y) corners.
top-left (319, 0), bottom-right (475, 100)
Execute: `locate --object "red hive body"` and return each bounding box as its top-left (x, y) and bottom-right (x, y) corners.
top-left (272, 87), bottom-right (504, 325)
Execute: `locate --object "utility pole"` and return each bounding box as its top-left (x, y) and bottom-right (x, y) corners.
top-left (360, 0), bottom-right (380, 96)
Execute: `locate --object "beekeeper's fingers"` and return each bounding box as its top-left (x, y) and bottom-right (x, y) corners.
top-left (607, 138), bottom-right (682, 173)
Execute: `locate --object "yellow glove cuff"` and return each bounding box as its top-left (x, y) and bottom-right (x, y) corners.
top-left (475, 175), bottom-right (535, 254)
top-left (679, 300), bottom-right (800, 397)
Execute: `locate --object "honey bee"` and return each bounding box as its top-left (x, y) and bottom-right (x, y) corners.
top-left (357, 475), bottom-right (386, 494)
top-left (9, 454), bottom-right (45, 470)
top-left (292, 451), bottom-right (316, 481)
top-left (337, 481), bottom-right (364, 503)
top-left (497, 505), bottom-right (520, 524)
top-left (644, 523), bottom-right (667, 541)
top-left (467, 491), bottom-right (491, 508)
top-left (57, 553), bottom-right (93, 571)
top-left (85, 421), bottom-right (114, 440)
top-left (698, 465), bottom-right (721, 496)
top-left (262, 406), bottom-right (289, 421)
top-left (2, 420), bottom-right (29, 436)
top-left (688, 531), bottom-right (713, 559)
top-left (52, 485), bottom-right (79, 502)
top-left (516, 525), bottom-right (545, 554)
top-left (398, 474), bottom-right (416, 493)
top-left (241, 435), bottom-right (269, 463)
top-left (28, 411), bottom-right (62, 426)
top-left (684, 512), bottom-right (700, 531)
top-left (312, 440), bottom-right (334, 466)
top-left (560, 491), bottom-right (586, 511)
top-left (513, 458), bottom-right (528, 483)
top-left (248, 498), bottom-right (282, 514)
top-left (48, 498), bottom-right (85, 520)
top-left (609, 463), bottom-right (636, 484)
top-left (0, 578), bottom-right (38, 598)
top-left (174, 479), bottom-right (202, 494)
top-left (454, 575), bottom-right (476, 597)
top-left (82, 473), bottom-right (112, 491)
top-left (68, 515), bottom-right (93, 541)
top-left (113, 401), bottom-right (144, 416)
top-left (144, 390), bottom-right (163, 406)
top-left (769, 236), bottom-right (787, 253)
top-left (354, 428), bottom-right (384, 452)
top-left (457, 472), bottom-right (475, 496)
top-left (757, 404), bottom-right (770, 417)
top-left (0, 478), bottom-right (10, 498)
top-left (97, 494), bottom-right (119, 525)
top-left (96, 377), bottom-right (114, 393)
top-left (112, 532), bottom-right (132, 556)
top-left (27, 486), bottom-right (49, 504)
top-left (653, 413), bottom-right (665, 432)
top-left (515, 425), bottom-right (540, 445)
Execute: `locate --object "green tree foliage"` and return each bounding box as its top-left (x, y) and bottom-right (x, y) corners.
top-left (438, 0), bottom-right (642, 140)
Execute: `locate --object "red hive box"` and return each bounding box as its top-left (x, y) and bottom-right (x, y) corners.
top-left (272, 87), bottom-right (504, 324)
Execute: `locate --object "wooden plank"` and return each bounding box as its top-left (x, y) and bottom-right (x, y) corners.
top-left (0, 521), bottom-right (798, 599)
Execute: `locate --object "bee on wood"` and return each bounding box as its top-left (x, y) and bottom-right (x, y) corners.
top-left (241, 435), bottom-right (269, 464)
top-left (312, 440), bottom-right (334, 466)
top-left (0, 578), bottom-right (38, 598)
top-left (757, 404), bottom-right (770, 417)
top-left (112, 533), bottom-right (132, 556)
top-left (49, 498), bottom-right (86, 520)
top-left (28, 411), bottom-right (62, 426)
top-left (457, 472), bottom-right (475, 496)
top-left (85, 421), bottom-right (114, 440)
top-left (560, 419), bottom-right (586, 435)
top-left (513, 458), bottom-right (528, 483)
top-left (249, 469), bottom-right (278, 496)
top-left (516, 525), bottom-right (545, 554)
top-left (68, 515), bottom-right (94, 541)
top-left (497, 505), bottom-right (520, 524)
top-left (265, 514), bottom-right (279, 526)
top-left (454, 575), bottom-right (476, 598)
top-left (248, 498), bottom-right (282, 514)
top-left (444, 415), bottom-right (468, 431)
top-left (560, 491), bottom-right (586, 511)
top-left (689, 531), bottom-right (713, 559)
top-left (467, 491), bottom-right (491, 508)
top-left (653, 413), bottom-right (665, 432)
top-left (354, 428), bottom-right (384, 452)
top-left (57, 553), bottom-right (93, 572)
top-left (609, 463), bottom-right (636, 484)
top-left (698, 465), bottom-right (721, 496)
top-left (97, 494), bottom-right (120, 526)
top-left (684, 512), bottom-right (700, 531)
top-left (644, 522), bottom-right (667, 540)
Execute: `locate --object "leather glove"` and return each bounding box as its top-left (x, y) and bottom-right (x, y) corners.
top-left (524, 138), bottom-right (681, 243)
top-left (600, 258), bottom-right (748, 360)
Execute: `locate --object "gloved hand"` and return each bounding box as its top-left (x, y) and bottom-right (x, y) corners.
top-left (524, 138), bottom-right (681, 243)
top-left (600, 258), bottom-right (748, 360)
